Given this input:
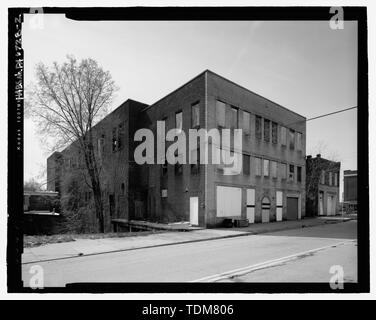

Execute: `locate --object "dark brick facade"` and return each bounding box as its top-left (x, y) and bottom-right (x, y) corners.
top-left (47, 70), bottom-right (307, 230)
top-left (306, 155), bottom-right (340, 216)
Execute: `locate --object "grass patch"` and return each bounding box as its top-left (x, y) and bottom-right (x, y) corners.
top-left (24, 230), bottom-right (165, 248)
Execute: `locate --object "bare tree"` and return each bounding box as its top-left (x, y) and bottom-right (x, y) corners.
top-left (24, 178), bottom-right (42, 191)
top-left (26, 55), bottom-right (118, 232)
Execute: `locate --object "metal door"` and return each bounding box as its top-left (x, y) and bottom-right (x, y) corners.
top-left (261, 197), bottom-right (270, 223)
top-left (276, 191), bottom-right (283, 221)
top-left (246, 189), bottom-right (255, 224)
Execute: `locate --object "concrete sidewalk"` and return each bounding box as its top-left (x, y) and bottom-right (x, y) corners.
top-left (22, 216), bottom-right (351, 264)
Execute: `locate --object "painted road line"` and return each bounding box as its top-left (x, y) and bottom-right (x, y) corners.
top-left (190, 240), bottom-right (356, 282)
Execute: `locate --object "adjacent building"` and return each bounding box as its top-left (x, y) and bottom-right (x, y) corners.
top-left (47, 70), bottom-right (307, 230)
top-left (305, 154), bottom-right (340, 216)
top-left (343, 170), bottom-right (357, 212)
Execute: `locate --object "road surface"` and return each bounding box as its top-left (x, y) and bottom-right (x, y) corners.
top-left (22, 220), bottom-right (357, 287)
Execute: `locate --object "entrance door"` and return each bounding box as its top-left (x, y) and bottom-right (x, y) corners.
top-left (327, 195), bottom-right (335, 216)
top-left (276, 191), bottom-right (283, 221)
top-left (319, 192), bottom-right (324, 216)
top-left (246, 189), bottom-right (255, 224)
top-left (190, 197), bottom-right (199, 226)
top-left (109, 194), bottom-right (115, 218)
top-left (261, 197), bottom-right (270, 223)
top-left (286, 197), bottom-right (298, 220)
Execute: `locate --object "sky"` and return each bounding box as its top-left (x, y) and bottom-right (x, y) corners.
top-left (22, 15), bottom-right (357, 199)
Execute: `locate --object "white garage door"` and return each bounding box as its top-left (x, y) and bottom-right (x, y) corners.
top-left (216, 186), bottom-right (242, 217)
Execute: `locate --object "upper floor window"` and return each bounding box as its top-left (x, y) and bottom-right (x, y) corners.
top-left (280, 126), bottom-right (287, 146)
top-left (98, 134), bottom-right (105, 161)
top-left (297, 166), bottom-right (302, 182)
top-left (263, 159), bottom-right (270, 177)
top-left (216, 100), bottom-right (226, 127)
top-left (112, 127), bottom-right (118, 152)
top-left (289, 129), bottom-right (295, 150)
top-left (264, 119), bottom-right (270, 143)
top-left (230, 107), bottom-right (238, 129)
top-left (328, 172), bottom-right (333, 186)
top-left (243, 154), bottom-right (250, 175)
top-left (296, 132), bottom-right (302, 151)
top-left (279, 162), bottom-right (287, 180)
top-left (255, 157), bottom-right (262, 176)
top-left (289, 164), bottom-right (295, 182)
top-left (320, 170), bottom-right (325, 184)
top-left (175, 111), bottom-right (183, 134)
top-left (191, 102), bottom-right (200, 128)
top-left (271, 161), bottom-right (278, 179)
top-left (242, 111), bottom-right (250, 135)
top-left (255, 116), bottom-right (262, 139)
top-left (272, 122), bottom-right (278, 144)
top-left (334, 172), bottom-right (338, 186)
top-left (190, 147), bottom-right (200, 175)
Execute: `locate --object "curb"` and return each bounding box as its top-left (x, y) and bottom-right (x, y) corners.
top-left (22, 218), bottom-right (352, 265)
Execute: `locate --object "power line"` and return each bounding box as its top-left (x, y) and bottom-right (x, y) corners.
top-left (305, 106), bottom-right (357, 122)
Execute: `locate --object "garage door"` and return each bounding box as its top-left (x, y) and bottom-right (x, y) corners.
top-left (286, 197), bottom-right (298, 220)
top-left (217, 186), bottom-right (242, 217)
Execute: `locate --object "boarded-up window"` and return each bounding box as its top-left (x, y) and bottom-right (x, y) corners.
top-left (297, 166), bottom-right (302, 182)
top-left (272, 122), bottom-right (278, 144)
top-left (255, 157), bottom-right (262, 176)
top-left (271, 161), bottom-right (277, 178)
top-left (230, 107), bottom-right (238, 129)
top-left (280, 126), bottom-right (287, 145)
top-left (243, 154), bottom-right (250, 175)
top-left (242, 111), bottom-right (250, 135)
top-left (264, 119), bottom-right (270, 142)
top-left (289, 164), bottom-right (295, 181)
top-left (255, 116), bottom-right (262, 139)
top-left (296, 132), bottom-right (302, 150)
top-left (289, 129), bottom-right (295, 149)
top-left (216, 100), bottom-right (226, 127)
top-left (176, 111), bottom-right (183, 133)
top-left (263, 159), bottom-right (269, 177)
top-left (280, 163), bottom-right (287, 180)
top-left (192, 102), bottom-right (200, 128)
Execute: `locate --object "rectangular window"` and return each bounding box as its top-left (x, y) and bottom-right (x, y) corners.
top-left (190, 147), bottom-right (200, 175)
top-left (289, 164), bottom-right (295, 182)
top-left (216, 100), bottom-right (226, 127)
top-left (272, 122), bottom-right (278, 144)
top-left (321, 170), bottom-right (325, 184)
top-left (191, 102), bottom-right (200, 128)
top-left (264, 119), bottom-right (270, 142)
top-left (118, 123), bottom-right (124, 150)
top-left (255, 116), bottom-right (262, 139)
top-left (280, 163), bottom-right (287, 180)
top-left (297, 166), bottom-right (302, 182)
top-left (243, 154), bottom-right (250, 175)
top-left (255, 157), bottom-right (262, 176)
top-left (296, 132), bottom-right (302, 151)
top-left (334, 172), bottom-right (338, 186)
top-left (175, 111), bottom-right (183, 133)
top-left (263, 159), bottom-right (270, 177)
top-left (112, 127), bottom-right (118, 152)
top-left (328, 172), bottom-right (333, 186)
top-left (271, 161), bottom-right (277, 178)
top-left (230, 107), bottom-right (238, 129)
top-left (280, 126), bottom-right (287, 145)
top-left (242, 111), bottom-right (250, 135)
top-left (289, 129), bottom-right (295, 149)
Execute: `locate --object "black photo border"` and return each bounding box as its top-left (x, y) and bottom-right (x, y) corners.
top-left (7, 6), bottom-right (369, 294)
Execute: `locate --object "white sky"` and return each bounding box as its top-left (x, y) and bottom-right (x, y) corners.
top-left (22, 15), bottom-right (358, 199)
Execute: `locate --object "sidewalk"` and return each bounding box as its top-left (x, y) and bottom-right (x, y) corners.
top-left (22, 216), bottom-right (351, 264)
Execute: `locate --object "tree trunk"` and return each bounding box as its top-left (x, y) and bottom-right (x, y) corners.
top-left (83, 140), bottom-right (105, 233)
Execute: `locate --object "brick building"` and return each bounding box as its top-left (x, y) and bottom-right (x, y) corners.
top-left (47, 70), bottom-right (307, 230)
top-left (343, 170), bottom-right (357, 212)
top-left (305, 154), bottom-right (340, 216)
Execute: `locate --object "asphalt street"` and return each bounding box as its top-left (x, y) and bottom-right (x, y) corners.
top-left (22, 220), bottom-right (357, 287)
